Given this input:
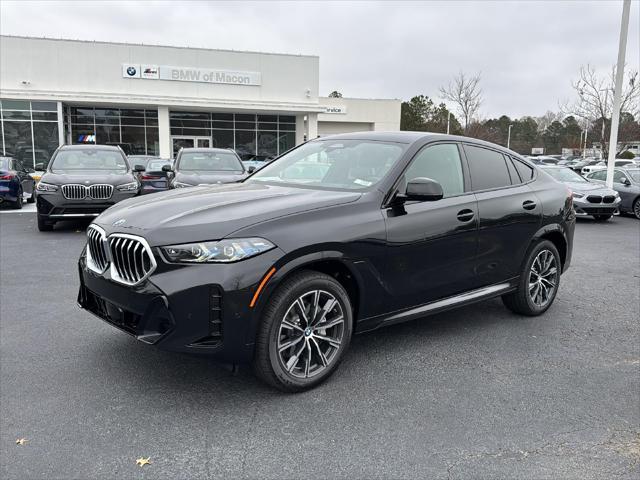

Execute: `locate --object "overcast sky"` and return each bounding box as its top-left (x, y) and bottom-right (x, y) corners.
top-left (1, 0), bottom-right (638, 119)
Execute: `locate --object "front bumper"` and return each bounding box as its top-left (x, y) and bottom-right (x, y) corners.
top-left (573, 197), bottom-right (620, 216)
top-left (36, 190), bottom-right (138, 219)
top-left (77, 247), bottom-right (284, 363)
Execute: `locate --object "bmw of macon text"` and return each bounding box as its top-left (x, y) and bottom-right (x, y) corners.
top-left (77, 132), bottom-right (575, 392)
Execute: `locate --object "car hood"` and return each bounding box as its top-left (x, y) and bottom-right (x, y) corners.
top-left (174, 171), bottom-right (247, 185)
top-left (565, 181), bottom-right (615, 194)
top-left (95, 182), bottom-right (362, 246)
top-left (41, 170), bottom-right (135, 185)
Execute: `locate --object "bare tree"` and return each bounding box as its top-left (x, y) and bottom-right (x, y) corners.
top-left (562, 64), bottom-right (640, 154)
top-left (439, 72), bottom-right (483, 132)
top-left (535, 111), bottom-right (564, 134)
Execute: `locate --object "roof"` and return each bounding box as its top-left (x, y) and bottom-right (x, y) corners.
top-left (179, 147), bottom-right (235, 153)
top-left (1, 35), bottom-right (318, 59)
top-left (59, 144), bottom-right (121, 151)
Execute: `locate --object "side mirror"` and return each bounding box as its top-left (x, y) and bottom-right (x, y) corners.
top-left (248, 166), bottom-right (256, 174)
top-left (133, 164), bottom-right (146, 172)
top-left (404, 177), bottom-right (444, 202)
top-left (621, 178), bottom-right (631, 186)
top-left (161, 165), bottom-right (173, 173)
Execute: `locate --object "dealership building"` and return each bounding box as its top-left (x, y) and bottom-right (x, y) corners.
top-left (0, 35), bottom-right (400, 167)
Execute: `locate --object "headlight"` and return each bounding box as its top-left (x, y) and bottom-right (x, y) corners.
top-left (116, 181), bottom-right (138, 191)
top-left (161, 238), bottom-right (275, 263)
top-left (172, 181), bottom-right (193, 188)
top-left (571, 192), bottom-right (584, 199)
top-left (36, 182), bottom-right (58, 192)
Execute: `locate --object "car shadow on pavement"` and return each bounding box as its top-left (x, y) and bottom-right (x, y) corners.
top-left (85, 296), bottom-right (520, 399)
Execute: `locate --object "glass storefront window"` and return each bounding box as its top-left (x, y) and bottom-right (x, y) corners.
top-left (258, 132), bottom-right (278, 157)
top-left (146, 127), bottom-right (159, 156)
top-left (3, 121), bottom-right (33, 164)
top-left (121, 126), bottom-right (147, 155)
top-left (211, 129), bottom-right (234, 149)
top-left (96, 125), bottom-right (120, 145)
top-left (1, 99), bottom-right (30, 110)
top-left (235, 130), bottom-right (256, 160)
top-left (32, 122), bottom-right (59, 170)
top-left (30, 101), bottom-right (57, 111)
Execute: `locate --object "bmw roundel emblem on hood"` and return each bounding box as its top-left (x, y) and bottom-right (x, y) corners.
top-left (126, 66), bottom-right (137, 76)
top-left (112, 218), bottom-right (127, 227)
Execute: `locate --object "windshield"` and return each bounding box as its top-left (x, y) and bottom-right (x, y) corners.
top-left (128, 156), bottom-right (157, 167)
top-left (50, 149), bottom-right (128, 172)
top-left (0, 158), bottom-right (10, 170)
top-left (543, 167), bottom-right (588, 183)
top-left (247, 139), bottom-right (407, 190)
top-left (178, 151), bottom-right (243, 172)
top-left (147, 160), bottom-right (172, 171)
top-left (627, 170), bottom-right (640, 183)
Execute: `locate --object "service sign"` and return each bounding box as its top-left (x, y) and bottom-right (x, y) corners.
top-left (122, 64), bottom-right (261, 86)
top-left (322, 105), bottom-right (348, 114)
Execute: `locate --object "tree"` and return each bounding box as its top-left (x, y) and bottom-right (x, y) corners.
top-left (400, 95), bottom-right (463, 133)
top-left (562, 64), bottom-right (640, 155)
top-left (328, 91), bottom-right (343, 98)
top-left (439, 71), bottom-right (483, 133)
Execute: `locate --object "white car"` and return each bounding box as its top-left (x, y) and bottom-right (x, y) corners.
top-left (581, 159), bottom-right (639, 176)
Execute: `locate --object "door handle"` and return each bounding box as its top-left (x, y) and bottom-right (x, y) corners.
top-left (456, 209), bottom-right (475, 222)
top-left (522, 200), bottom-right (537, 210)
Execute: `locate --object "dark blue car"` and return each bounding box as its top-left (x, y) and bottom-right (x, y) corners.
top-left (0, 156), bottom-right (36, 209)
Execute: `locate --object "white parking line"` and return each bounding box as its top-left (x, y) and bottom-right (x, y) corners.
top-left (0, 204), bottom-right (37, 214)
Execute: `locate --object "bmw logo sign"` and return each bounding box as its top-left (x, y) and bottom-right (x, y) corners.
top-left (126, 66), bottom-right (137, 76)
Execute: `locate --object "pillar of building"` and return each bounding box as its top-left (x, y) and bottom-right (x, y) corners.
top-left (295, 114), bottom-right (306, 145)
top-left (56, 101), bottom-right (65, 146)
top-left (306, 113), bottom-right (318, 140)
top-left (158, 106), bottom-right (171, 158)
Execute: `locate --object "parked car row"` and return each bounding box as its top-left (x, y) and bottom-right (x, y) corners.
top-left (0, 156), bottom-right (36, 209)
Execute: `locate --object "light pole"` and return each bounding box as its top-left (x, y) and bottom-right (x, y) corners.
top-left (599, 87), bottom-right (612, 158)
top-left (507, 124), bottom-right (513, 149)
top-left (582, 122), bottom-right (589, 158)
top-left (446, 111), bottom-right (451, 134)
top-left (606, 0), bottom-right (631, 188)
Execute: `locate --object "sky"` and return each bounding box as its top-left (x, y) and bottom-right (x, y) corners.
top-left (0, 0), bottom-right (638, 119)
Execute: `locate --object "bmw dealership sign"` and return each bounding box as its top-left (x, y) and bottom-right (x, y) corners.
top-left (122, 64), bottom-right (261, 86)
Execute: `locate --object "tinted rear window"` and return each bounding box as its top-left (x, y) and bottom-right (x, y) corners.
top-left (464, 145), bottom-right (512, 190)
top-left (513, 158), bottom-right (534, 181)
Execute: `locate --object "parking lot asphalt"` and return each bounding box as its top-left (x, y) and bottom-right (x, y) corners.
top-left (1, 211), bottom-right (639, 479)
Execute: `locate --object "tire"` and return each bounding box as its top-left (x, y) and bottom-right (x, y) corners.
top-left (37, 215), bottom-right (54, 232)
top-left (633, 198), bottom-right (640, 220)
top-left (27, 184), bottom-right (36, 203)
top-left (502, 240), bottom-right (561, 316)
top-left (594, 214), bottom-right (611, 221)
top-left (11, 188), bottom-right (23, 209)
top-left (253, 270), bottom-right (354, 392)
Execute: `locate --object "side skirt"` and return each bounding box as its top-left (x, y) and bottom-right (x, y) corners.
top-left (355, 279), bottom-right (518, 334)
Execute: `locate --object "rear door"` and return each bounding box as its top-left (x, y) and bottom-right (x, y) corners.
top-left (383, 142), bottom-right (479, 310)
top-left (462, 145), bottom-right (542, 286)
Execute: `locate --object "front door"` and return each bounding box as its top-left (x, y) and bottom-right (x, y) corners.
top-left (171, 137), bottom-right (211, 157)
top-left (383, 143), bottom-right (479, 311)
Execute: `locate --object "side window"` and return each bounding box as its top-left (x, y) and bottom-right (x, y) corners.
top-left (590, 170), bottom-right (607, 181)
top-left (512, 158), bottom-right (534, 181)
top-left (504, 156), bottom-right (521, 184)
top-left (464, 145), bottom-right (512, 190)
top-left (13, 160), bottom-right (23, 171)
top-left (613, 170), bottom-right (628, 184)
top-left (403, 143), bottom-right (464, 198)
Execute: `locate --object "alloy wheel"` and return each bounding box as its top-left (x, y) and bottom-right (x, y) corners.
top-left (634, 200), bottom-right (640, 219)
top-left (528, 249), bottom-right (558, 308)
top-left (277, 290), bottom-right (345, 379)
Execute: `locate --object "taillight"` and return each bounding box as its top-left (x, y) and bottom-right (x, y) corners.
top-left (0, 174), bottom-right (14, 180)
top-left (141, 174), bottom-right (161, 180)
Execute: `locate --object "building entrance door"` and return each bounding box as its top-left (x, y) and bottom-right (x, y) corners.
top-left (171, 136), bottom-right (211, 157)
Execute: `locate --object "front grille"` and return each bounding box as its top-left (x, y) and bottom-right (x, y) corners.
top-left (61, 184), bottom-right (113, 200)
top-left (108, 234), bottom-right (156, 285)
top-left (62, 184), bottom-right (87, 200)
top-left (89, 184), bottom-right (113, 200)
top-left (86, 225), bottom-right (109, 273)
top-left (603, 195), bottom-right (615, 204)
top-left (587, 195), bottom-right (603, 204)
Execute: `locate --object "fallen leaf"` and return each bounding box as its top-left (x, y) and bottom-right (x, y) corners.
top-left (16, 438), bottom-right (28, 446)
top-left (136, 457), bottom-right (151, 467)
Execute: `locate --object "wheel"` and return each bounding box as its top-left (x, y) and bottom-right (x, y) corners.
top-left (594, 214), bottom-right (611, 221)
top-left (502, 240), bottom-right (561, 316)
top-left (253, 270), bottom-right (353, 392)
top-left (27, 183), bottom-right (36, 203)
top-left (634, 198), bottom-right (640, 220)
top-left (11, 188), bottom-right (23, 209)
top-left (37, 215), bottom-right (54, 231)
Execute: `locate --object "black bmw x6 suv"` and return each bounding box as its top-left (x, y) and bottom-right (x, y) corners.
top-left (78, 132), bottom-right (574, 391)
top-left (36, 145), bottom-right (142, 231)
